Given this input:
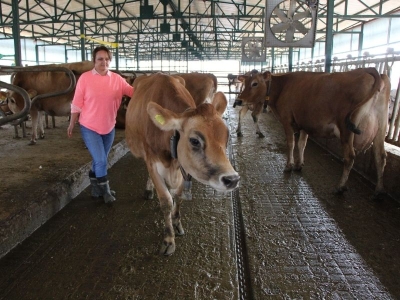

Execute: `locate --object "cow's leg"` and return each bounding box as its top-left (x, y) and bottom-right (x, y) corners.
top-left (167, 168), bottom-right (185, 236)
top-left (22, 121), bottom-right (27, 137)
top-left (158, 191), bottom-right (175, 256)
top-left (294, 131), bottom-right (308, 171)
top-left (236, 105), bottom-right (249, 137)
top-left (45, 113), bottom-right (49, 129)
top-left (38, 111), bottom-right (45, 139)
top-left (335, 138), bottom-right (355, 194)
top-left (172, 183), bottom-right (185, 236)
top-left (13, 124), bottom-right (20, 139)
top-left (29, 109), bottom-right (39, 145)
top-left (283, 127), bottom-right (296, 172)
top-left (263, 99), bottom-right (268, 113)
top-left (146, 162), bottom-right (176, 256)
top-left (144, 176), bottom-right (154, 199)
top-left (252, 102), bottom-right (265, 138)
top-left (372, 134), bottom-right (387, 198)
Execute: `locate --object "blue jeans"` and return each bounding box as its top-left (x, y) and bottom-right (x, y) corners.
top-left (80, 125), bottom-right (115, 178)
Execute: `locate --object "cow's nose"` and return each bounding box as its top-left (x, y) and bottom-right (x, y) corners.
top-left (233, 99), bottom-right (243, 108)
top-left (222, 174), bottom-right (240, 189)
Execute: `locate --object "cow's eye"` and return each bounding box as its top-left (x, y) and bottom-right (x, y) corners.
top-left (252, 82), bottom-right (258, 87)
top-left (190, 138), bottom-right (200, 147)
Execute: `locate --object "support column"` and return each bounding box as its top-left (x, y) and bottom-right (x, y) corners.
top-left (325, 0), bottom-right (334, 73)
top-left (12, 0), bottom-right (22, 66)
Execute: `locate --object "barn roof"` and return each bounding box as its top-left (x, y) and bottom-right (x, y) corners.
top-left (0, 0), bottom-right (399, 62)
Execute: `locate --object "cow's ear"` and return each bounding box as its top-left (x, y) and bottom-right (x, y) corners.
top-left (147, 102), bottom-right (182, 131)
top-left (27, 89), bottom-right (38, 99)
top-left (237, 75), bottom-right (245, 82)
top-left (263, 71), bottom-right (271, 82)
top-left (211, 91), bottom-right (227, 116)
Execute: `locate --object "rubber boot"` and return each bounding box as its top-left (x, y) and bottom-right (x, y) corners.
top-left (97, 176), bottom-right (116, 204)
top-left (89, 171), bottom-right (116, 198)
top-left (89, 170), bottom-right (102, 198)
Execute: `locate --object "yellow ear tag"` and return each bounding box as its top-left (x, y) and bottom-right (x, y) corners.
top-left (155, 114), bottom-right (165, 125)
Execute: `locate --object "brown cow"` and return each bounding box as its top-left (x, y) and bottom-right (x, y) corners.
top-left (7, 61), bottom-right (93, 144)
top-left (227, 73), bottom-right (242, 94)
top-left (238, 68), bottom-right (389, 197)
top-left (234, 69), bottom-right (267, 138)
top-left (125, 73), bottom-right (239, 255)
top-left (176, 72), bottom-right (217, 106)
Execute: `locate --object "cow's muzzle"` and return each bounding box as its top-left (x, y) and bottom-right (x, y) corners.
top-left (233, 99), bottom-right (243, 108)
top-left (222, 174), bottom-right (240, 189)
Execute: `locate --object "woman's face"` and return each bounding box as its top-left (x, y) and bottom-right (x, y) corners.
top-left (94, 50), bottom-right (111, 75)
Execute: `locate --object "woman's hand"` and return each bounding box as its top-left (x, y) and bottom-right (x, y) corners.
top-left (67, 123), bottom-right (74, 138)
top-left (67, 112), bottom-right (79, 138)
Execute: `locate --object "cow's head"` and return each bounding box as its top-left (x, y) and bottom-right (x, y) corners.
top-left (0, 91), bottom-right (11, 114)
top-left (237, 70), bottom-right (271, 105)
top-left (147, 93), bottom-right (239, 192)
top-left (7, 89), bottom-right (37, 114)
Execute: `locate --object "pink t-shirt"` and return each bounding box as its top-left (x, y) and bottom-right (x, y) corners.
top-left (71, 69), bottom-right (134, 134)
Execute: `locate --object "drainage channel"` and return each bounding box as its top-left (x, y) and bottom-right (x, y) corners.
top-left (231, 187), bottom-right (254, 300)
top-left (226, 110), bottom-right (254, 300)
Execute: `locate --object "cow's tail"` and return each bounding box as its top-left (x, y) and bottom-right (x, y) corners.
top-left (346, 67), bottom-right (382, 135)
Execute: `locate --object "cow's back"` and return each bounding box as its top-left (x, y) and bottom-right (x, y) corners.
top-left (12, 71), bottom-right (71, 95)
top-left (12, 61), bottom-right (93, 94)
top-left (176, 72), bottom-right (217, 106)
top-left (50, 61), bottom-right (94, 74)
top-left (125, 73), bottom-right (195, 160)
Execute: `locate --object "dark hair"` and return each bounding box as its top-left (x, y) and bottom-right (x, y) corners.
top-left (92, 46), bottom-right (112, 63)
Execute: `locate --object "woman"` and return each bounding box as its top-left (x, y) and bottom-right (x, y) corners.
top-left (67, 46), bottom-right (134, 204)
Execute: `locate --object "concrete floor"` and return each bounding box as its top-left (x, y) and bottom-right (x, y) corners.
top-left (0, 95), bottom-right (400, 299)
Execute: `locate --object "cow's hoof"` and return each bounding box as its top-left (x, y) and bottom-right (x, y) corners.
top-left (256, 132), bottom-right (265, 138)
top-left (144, 189), bottom-right (154, 200)
top-left (333, 186), bottom-right (348, 195)
top-left (174, 223), bottom-right (185, 236)
top-left (105, 201), bottom-right (115, 207)
top-left (283, 165), bottom-right (293, 172)
top-left (237, 132), bottom-right (243, 137)
top-left (40, 135), bottom-right (45, 139)
top-left (160, 241), bottom-right (175, 256)
top-left (233, 100), bottom-right (243, 107)
top-left (372, 190), bottom-right (386, 201)
top-left (293, 165), bottom-right (303, 172)
top-left (28, 140), bottom-right (36, 145)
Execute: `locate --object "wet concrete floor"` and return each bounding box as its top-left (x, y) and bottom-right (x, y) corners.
top-left (1, 95), bottom-right (400, 299)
